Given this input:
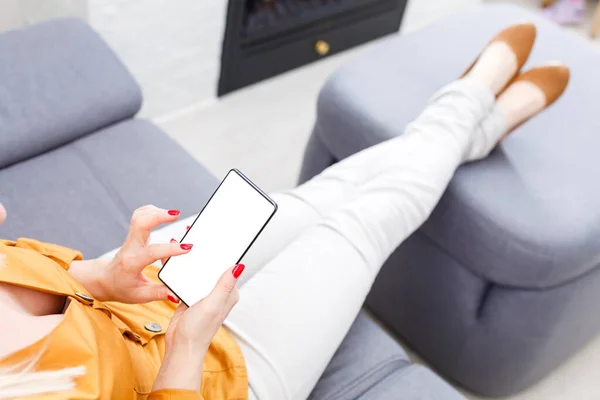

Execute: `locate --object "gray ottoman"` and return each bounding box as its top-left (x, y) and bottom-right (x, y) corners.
top-left (300, 4), bottom-right (600, 397)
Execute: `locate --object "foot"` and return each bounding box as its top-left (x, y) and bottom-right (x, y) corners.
top-left (496, 63), bottom-right (570, 141)
top-left (463, 23), bottom-right (537, 95)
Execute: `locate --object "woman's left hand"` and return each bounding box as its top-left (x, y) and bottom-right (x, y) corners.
top-left (104, 205), bottom-right (193, 303)
top-left (70, 205), bottom-right (192, 304)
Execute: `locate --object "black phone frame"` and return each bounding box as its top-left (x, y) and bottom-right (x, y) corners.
top-left (158, 168), bottom-right (278, 307)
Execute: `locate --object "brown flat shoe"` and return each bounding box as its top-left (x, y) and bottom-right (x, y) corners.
top-left (497, 63), bottom-right (570, 142)
top-left (462, 22), bottom-right (537, 92)
top-left (512, 63), bottom-right (570, 108)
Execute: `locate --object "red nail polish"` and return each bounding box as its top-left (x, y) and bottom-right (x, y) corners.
top-left (180, 244), bottom-right (193, 250)
top-left (167, 295), bottom-right (179, 304)
top-left (232, 264), bottom-right (245, 279)
top-left (186, 225), bottom-right (191, 231)
top-left (170, 238), bottom-right (177, 243)
top-left (168, 210), bottom-right (180, 216)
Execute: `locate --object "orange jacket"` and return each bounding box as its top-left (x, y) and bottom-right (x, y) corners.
top-left (0, 239), bottom-right (248, 399)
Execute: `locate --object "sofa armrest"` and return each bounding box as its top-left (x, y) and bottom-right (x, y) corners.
top-left (0, 18), bottom-right (142, 168)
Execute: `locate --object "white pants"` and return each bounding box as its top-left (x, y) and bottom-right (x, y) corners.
top-left (152, 79), bottom-right (505, 400)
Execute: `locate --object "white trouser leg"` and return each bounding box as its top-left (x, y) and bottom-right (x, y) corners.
top-left (146, 80), bottom-right (504, 278)
top-left (224, 79), bottom-right (505, 400)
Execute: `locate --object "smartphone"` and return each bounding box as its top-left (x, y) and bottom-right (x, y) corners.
top-left (158, 169), bottom-right (277, 307)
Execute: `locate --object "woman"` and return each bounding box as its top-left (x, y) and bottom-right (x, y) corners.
top-left (0, 23), bottom-right (569, 400)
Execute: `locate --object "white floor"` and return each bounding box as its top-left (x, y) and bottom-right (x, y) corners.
top-left (156, 1), bottom-right (600, 399)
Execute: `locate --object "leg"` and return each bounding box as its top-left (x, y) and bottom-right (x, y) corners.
top-left (146, 90), bottom-right (497, 283)
top-left (145, 56), bottom-right (511, 279)
top-left (142, 73), bottom-right (504, 283)
top-left (223, 20), bottom-right (531, 274)
top-left (240, 78), bottom-right (505, 276)
top-left (225, 79), bottom-right (506, 400)
top-left (109, 22), bottom-right (530, 274)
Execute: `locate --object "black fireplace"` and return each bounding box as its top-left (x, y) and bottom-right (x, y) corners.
top-left (218, 0), bottom-right (408, 96)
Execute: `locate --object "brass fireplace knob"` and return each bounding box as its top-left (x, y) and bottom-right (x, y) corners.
top-left (315, 40), bottom-right (330, 56)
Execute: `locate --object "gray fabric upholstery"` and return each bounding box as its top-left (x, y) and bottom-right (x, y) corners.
top-left (358, 365), bottom-right (466, 400)
top-left (368, 231), bottom-right (600, 396)
top-left (0, 17), bottom-right (466, 400)
top-left (300, 3), bottom-right (600, 397)
top-left (310, 311), bottom-right (466, 399)
top-left (309, 312), bottom-right (410, 400)
top-left (0, 119), bottom-right (218, 257)
top-left (0, 18), bottom-right (142, 168)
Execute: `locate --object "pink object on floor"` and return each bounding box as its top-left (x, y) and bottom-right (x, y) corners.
top-left (544, 0), bottom-right (585, 25)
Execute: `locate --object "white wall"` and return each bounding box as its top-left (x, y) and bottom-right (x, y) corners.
top-left (0, 0), bottom-right (228, 119)
top-left (88, 0), bottom-right (228, 118)
top-left (0, 0), bottom-right (87, 31)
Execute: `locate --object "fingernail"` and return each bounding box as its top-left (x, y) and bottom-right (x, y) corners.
top-left (170, 238), bottom-right (177, 243)
top-left (167, 295), bottom-right (180, 304)
top-left (168, 210), bottom-right (181, 216)
top-left (186, 225), bottom-right (191, 231)
top-left (232, 264), bottom-right (245, 279)
top-left (180, 243), bottom-right (193, 250)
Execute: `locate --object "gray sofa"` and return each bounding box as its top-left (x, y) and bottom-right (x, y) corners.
top-left (301, 4), bottom-right (600, 398)
top-left (0, 18), bottom-right (465, 400)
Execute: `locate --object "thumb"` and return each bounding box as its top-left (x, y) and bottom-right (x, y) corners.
top-left (171, 301), bottom-right (188, 320)
top-left (198, 264), bottom-right (244, 308)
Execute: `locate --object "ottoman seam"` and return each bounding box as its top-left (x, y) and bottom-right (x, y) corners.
top-left (327, 356), bottom-right (407, 400)
top-left (413, 229), bottom-right (493, 315)
top-left (423, 186), bottom-right (582, 289)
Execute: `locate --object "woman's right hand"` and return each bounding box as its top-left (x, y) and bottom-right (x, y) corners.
top-left (152, 264), bottom-right (245, 393)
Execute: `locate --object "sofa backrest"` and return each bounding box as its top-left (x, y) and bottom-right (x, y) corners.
top-left (0, 18), bottom-right (142, 169)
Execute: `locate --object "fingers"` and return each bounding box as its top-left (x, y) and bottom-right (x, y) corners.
top-left (161, 238), bottom-right (179, 266)
top-left (163, 226), bottom-right (189, 266)
top-left (149, 241), bottom-right (192, 260)
top-left (120, 240), bottom-right (191, 271)
top-left (133, 283), bottom-right (178, 304)
top-left (128, 205), bottom-right (181, 243)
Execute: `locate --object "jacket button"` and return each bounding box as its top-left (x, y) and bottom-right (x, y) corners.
top-left (144, 322), bottom-right (162, 333)
top-left (75, 292), bottom-right (93, 303)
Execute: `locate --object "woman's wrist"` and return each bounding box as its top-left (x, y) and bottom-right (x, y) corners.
top-left (68, 258), bottom-right (112, 301)
top-left (153, 341), bottom-right (207, 392)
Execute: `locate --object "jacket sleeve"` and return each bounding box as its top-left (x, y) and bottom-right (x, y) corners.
top-left (147, 389), bottom-right (204, 400)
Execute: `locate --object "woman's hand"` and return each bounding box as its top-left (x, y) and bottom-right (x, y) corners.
top-left (69, 205), bottom-right (193, 303)
top-left (153, 264), bottom-right (244, 393)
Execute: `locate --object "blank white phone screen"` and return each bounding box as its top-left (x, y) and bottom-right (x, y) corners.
top-left (159, 171), bottom-right (276, 306)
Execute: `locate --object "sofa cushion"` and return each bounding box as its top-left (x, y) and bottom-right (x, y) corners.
top-left (0, 119), bottom-right (218, 257)
top-left (308, 311), bottom-right (411, 400)
top-left (0, 18), bottom-right (142, 168)
top-left (357, 364), bottom-right (466, 400)
top-left (315, 4), bottom-right (600, 288)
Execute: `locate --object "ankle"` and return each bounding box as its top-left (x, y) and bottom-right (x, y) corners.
top-left (464, 42), bottom-right (518, 95)
top-left (496, 81), bottom-right (546, 136)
